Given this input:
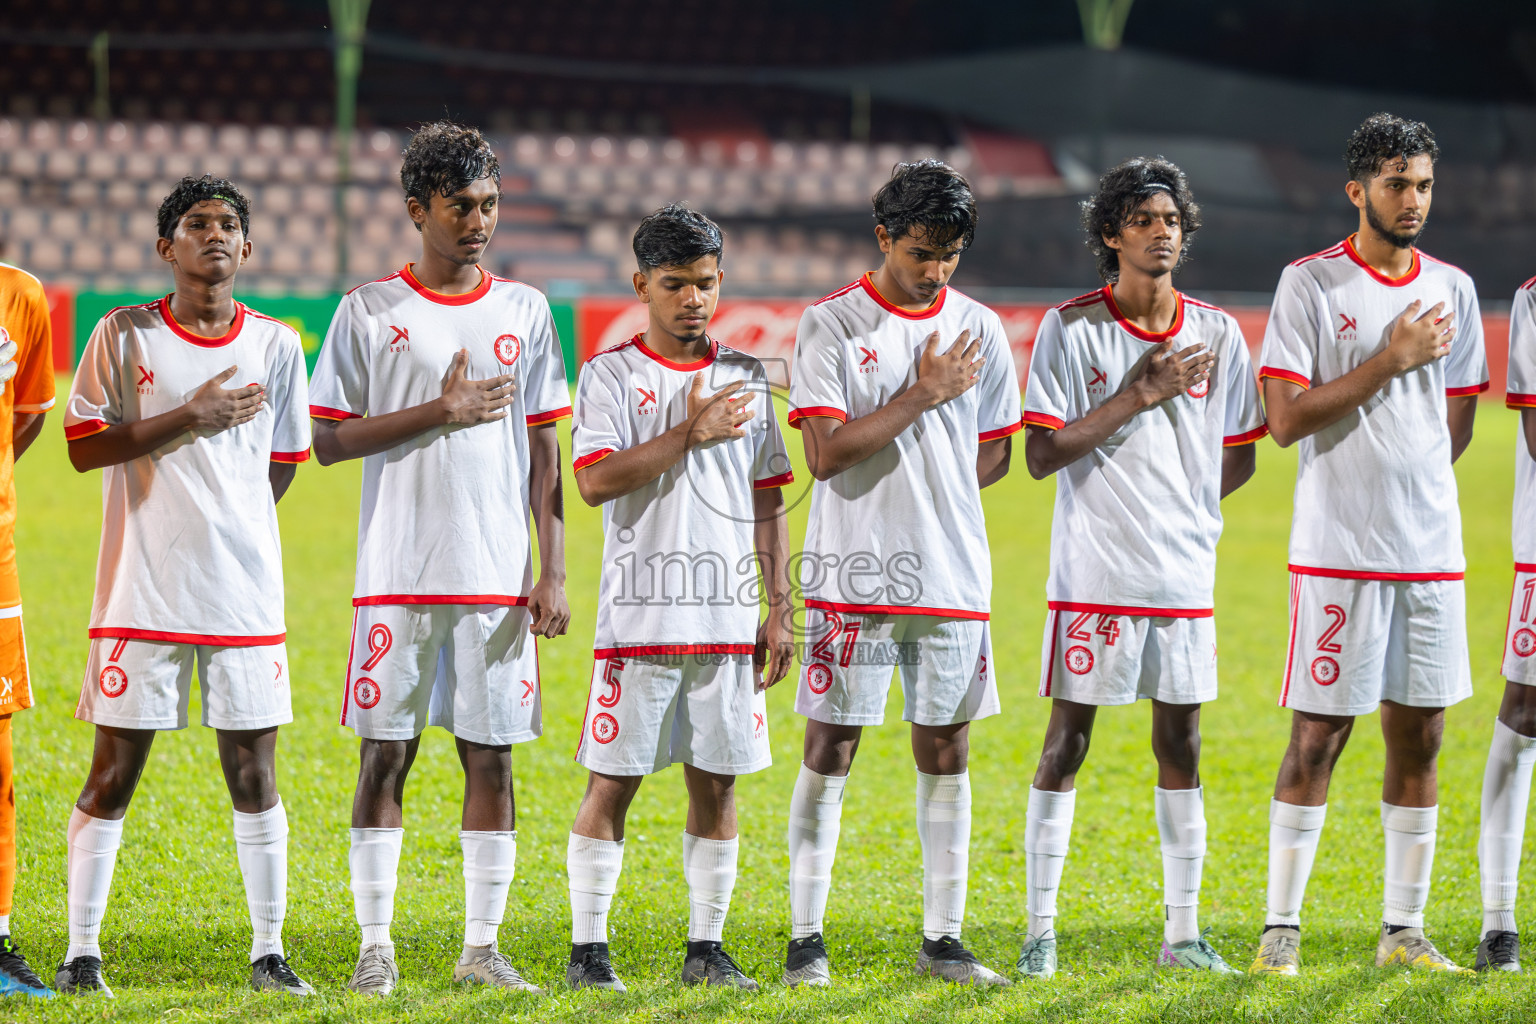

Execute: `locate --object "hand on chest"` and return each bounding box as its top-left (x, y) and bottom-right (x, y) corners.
top-left (1326, 288), bottom-right (1451, 358)
top-left (388, 318), bottom-right (527, 382)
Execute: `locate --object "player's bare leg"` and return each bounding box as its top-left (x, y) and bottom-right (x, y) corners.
top-left (1252, 711), bottom-right (1350, 975)
top-left (345, 737), bottom-right (418, 996)
top-left (566, 772), bottom-right (641, 992)
top-left (1477, 682), bottom-right (1536, 970)
top-left (1018, 700), bottom-right (1095, 978)
top-left (676, 765), bottom-right (754, 989)
top-left (215, 728), bottom-right (309, 995)
top-left (1149, 702), bottom-right (1230, 973)
top-left (58, 727), bottom-right (155, 996)
top-left (784, 721), bottom-right (862, 987)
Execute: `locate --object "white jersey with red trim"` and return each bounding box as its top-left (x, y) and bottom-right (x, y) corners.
top-left (309, 265), bottom-right (571, 606)
top-left (61, 296), bottom-right (311, 644)
top-left (573, 334), bottom-right (793, 655)
top-left (1510, 276), bottom-right (1536, 566)
top-left (1023, 286), bottom-right (1266, 615)
top-left (786, 275), bottom-right (1022, 620)
top-left (1259, 236), bottom-right (1488, 579)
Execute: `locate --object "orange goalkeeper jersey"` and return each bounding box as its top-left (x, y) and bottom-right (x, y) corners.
top-left (0, 263), bottom-right (57, 613)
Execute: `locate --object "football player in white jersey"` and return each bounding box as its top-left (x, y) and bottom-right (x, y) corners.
top-left (57, 176), bottom-right (314, 997)
top-left (783, 161), bottom-right (1021, 988)
top-left (1250, 114), bottom-right (1486, 976)
top-left (309, 123), bottom-right (570, 996)
top-left (1017, 158), bottom-right (1264, 979)
top-left (1473, 276), bottom-right (1536, 971)
top-left (564, 205), bottom-right (794, 992)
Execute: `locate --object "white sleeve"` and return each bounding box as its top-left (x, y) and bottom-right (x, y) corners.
top-left (571, 361), bottom-right (627, 472)
top-left (63, 314), bottom-right (124, 441)
top-left (308, 292), bottom-right (370, 420)
top-left (975, 309), bottom-right (1023, 440)
top-left (1510, 283), bottom-right (1536, 409)
top-left (524, 298), bottom-right (573, 426)
top-left (1444, 275), bottom-right (1489, 396)
top-left (752, 373), bottom-right (795, 488)
top-left (1221, 316), bottom-right (1268, 445)
top-left (787, 304), bottom-right (849, 429)
top-left (1021, 309), bottom-right (1075, 430)
top-left (269, 330), bottom-right (313, 462)
top-left (1258, 266), bottom-right (1321, 390)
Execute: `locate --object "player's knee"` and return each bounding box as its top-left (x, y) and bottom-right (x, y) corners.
top-left (226, 759), bottom-right (278, 808)
top-left (79, 766), bottom-right (137, 816)
top-left (1037, 730), bottom-right (1090, 784)
top-left (358, 740), bottom-right (413, 786)
top-left (1156, 730), bottom-right (1201, 776)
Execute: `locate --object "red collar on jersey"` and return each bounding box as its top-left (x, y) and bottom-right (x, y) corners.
top-left (631, 333), bottom-right (718, 371)
top-left (859, 272), bottom-right (947, 320)
top-left (400, 263), bottom-right (492, 305)
top-left (1342, 234), bottom-right (1421, 287)
top-left (1101, 285), bottom-right (1185, 343)
top-left (158, 295), bottom-right (246, 347)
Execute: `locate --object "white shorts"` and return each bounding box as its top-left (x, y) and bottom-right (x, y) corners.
top-left (76, 636), bottom-right (292, 731)
top-left (1279, 573), bottom-right (1472, 717)
top-left (793, 609), bottom-right (999, 727)
top-left (575, 652), bottom-right (769, 776)
top-left (1502, 567), bottom-right (1536, 685)
top-left (1038, 609), bottom-right (1218, 706)
top-left (338, 604), bottom-right (542, 746)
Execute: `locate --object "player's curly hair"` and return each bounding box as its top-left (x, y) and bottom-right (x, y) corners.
top-left (632, 202), bottom-right (724, 271)
top-left (872, 160), bottom-right (977, 251)
top-left (400, 121), bottom-right (501, 224)
top-left (1080, 157), bottom-right (1201, 283)
top-left (1345, 112), bottom-right (1439, 183)
top-left (156, 174), bottom-right (251, 240)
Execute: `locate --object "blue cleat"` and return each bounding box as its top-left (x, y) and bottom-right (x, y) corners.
top-left (0, 937), bottom-right (53, 998)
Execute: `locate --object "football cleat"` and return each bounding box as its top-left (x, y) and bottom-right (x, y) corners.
top-left (566, 943), bottom-right (626, 992)
top-left (916, 935), bottom-right (1010, 987)
top-left (0, 938), bottom-right (52, 998)
top-left (1160, 931), bottom-right (1238, 973)
top-left (1016, 931), bottom-right (1057, 979)
top-left (54, 956), bottom-right (112, 997)
top-left (681, 942), bottom-right (757, 990)
top-left (1374, 926), bottom-right (1471, 973)
top-left (783, 933), bottom-right (831, 989)
top-left (347, 943), bottom-right (399, 996)
top-left (453, 946), bottom-right (542, 994)
top-left (250, 953), bottom-right (315, 995)
top-left (1475, 930), bottom-right (1520, 972)
top-left (1250, 926), bottom-right (1301, 976)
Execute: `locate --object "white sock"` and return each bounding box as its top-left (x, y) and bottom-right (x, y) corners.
top-left (66, 808), bottom-right (124, 961)
top-left (1480, 720), bottom-right (1536, 937)
top-left (787, 764), bottom-right (847, 939)
top-left (916, 769), bottom-right (971, 941)
top-left (683, 833), bottom-right (738, 943)
top-left (349, 827), bottom-right (403, 950)
top-left (461, 830), bottom-right (516, 951)
top-left (1265, 800), bottom-right (1326, 928)
top-left (1382, 803), bottom-right (1437, 929)
top-left (568, 833), bottom-right (623, 944)
top-left (232, 800), bottom-right (288, 961)
top-left (1155, 786), bottom-right (1207, 945)
top-left (1025, 787), bottom-right (1075, 939)
top-left (0, 915), bottom-right (9, 935)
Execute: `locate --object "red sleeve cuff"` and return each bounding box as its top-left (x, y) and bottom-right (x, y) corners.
top-left (1445, 381), bottom-right (1490, 397)
top-left (270, 449), bottom-right (311, 463)
top-left (573, 448), bottom-right (616, 472)
top-left (526, 405), bottom-right (573, 426)
top-left (1022, 411), bottom-right (1065, 431)
top-left (64, 419), bottom-right (109, 441)
top-left (1223, 423), bottom-right (1270, 446)
top-left (787, 406), bottom-right (847, 429)
top-left (979, 419), bottom-right (1024, 442)
top-left (754, 471), bottom-right (795, 489)
top-left (1259, 366), bottom-right (1311, 389)
top-left (310, 404), bottom-right (362, 421)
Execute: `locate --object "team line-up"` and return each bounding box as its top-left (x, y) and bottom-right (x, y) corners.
top-left (0, 110), bottom-right (1531, 1000)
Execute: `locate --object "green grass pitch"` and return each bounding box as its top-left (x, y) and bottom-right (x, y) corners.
top-left (6, 380), bottom-right (1535, 1022)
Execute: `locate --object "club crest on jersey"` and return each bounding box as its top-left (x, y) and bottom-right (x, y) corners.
top-left (591, 712), bottom-right (620, 744)
top-left (858, 347), bottom-right (879, 373)
top-left (1187, 378), bottom-right (1210, 399)
top-left (806, 662), bottom-right (833, 694)
top-left (99, 665), bottom-right (128, 698)
top-left (1310, 656), bottom-right (1339, 685)
top-left (636, 387), bottom-right (658, 415)
top-left (387, 325), bottom-right (410, 353)
top-left (1336, 314), bottom-right (1357, 342)
top-left (1514, 628), bottom-right (1536, 658)
top-left (493, 333), bottom-right (521, 366)
top-left (1064, 645), bottom-right (1094, 675)
top-left (353, 676), bottom-right (381, 709)
top-left (136, 365), bottom-right (155, 395)
top-left (1088, 366), bottom-right (1109, 398)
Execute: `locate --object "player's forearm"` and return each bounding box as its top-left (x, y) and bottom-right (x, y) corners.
top-left (804, 387), bottom-right (931, 480)
top-left (753, 487), bottom-right (794, 619)
top-left (1023, 386), bottom-right (1154, 479)
top-left (1219, 442), bottom-right (1256, 498)
top-left (574, 422), bottom-right (692, 505)
top-left (269, 461), bottom-right (297, 503)
top-left (1447, 394), bottom-right (1476, 464)
top-left (1264, 350), bottom-right (1403, 447)
top-left (528, 424), bottom-right (567, 580)
top-left (11, 412), bottom-right (43, 461)
top-left (311, 399), bottom-right (451, 465)
top-left (976, 436), bottom-right (1012, 488)
top-left (67, 405), bottom-right (200, 471)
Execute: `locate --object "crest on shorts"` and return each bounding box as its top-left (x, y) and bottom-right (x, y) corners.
top-left (1309, 656), bottom-right (1339, 685)
top-left (353, 676), bottom-right (381, 709)
top-left (1064, 645), bottom-right (1094, 675)
top-left (99, 665), bottom-right (129, 698)
top-left (591, 712), bottom-right (619, 744)
top-left (1514, 628), bottom-right (1536, 658)
top-left (493, 334), bottom-right (521, 366)
top-left (806, 662), bottom-right (833, 694)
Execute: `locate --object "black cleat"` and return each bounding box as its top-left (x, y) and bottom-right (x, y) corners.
top-left (567, 942), bottom-right (626, 992)
top-left (1476, 930), bottom-right (1521, 972)
top-left (783, 933), bottom-right (830, 988)
top-left (251, 953), bottom-right (316, 994)
top-left (0, 937), bottom-right (52, 998)
top-left (917, 935), bottom-right (1009, 986)
top-left (681, 941), bottom-right (758, 990)
top-left (55, 956), bottom-right (112, 997)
